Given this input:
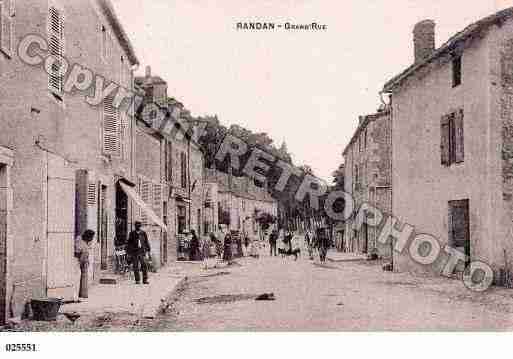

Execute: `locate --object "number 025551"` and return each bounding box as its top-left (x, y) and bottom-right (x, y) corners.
top-left (5, 344), bottom-right (37, 352)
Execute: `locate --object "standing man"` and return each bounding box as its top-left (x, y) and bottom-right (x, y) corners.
top-left (127, 221), bottom-right (151, 284)
top-left (269, 228), bottom-right (278, 256)
top-left (317, 227), bottom-right (329, 263)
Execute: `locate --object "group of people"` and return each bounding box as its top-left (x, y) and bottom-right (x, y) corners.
top-left (268, 227), bottom-right (331, 262)
top-left (74, 221), bottom-right (152, 299)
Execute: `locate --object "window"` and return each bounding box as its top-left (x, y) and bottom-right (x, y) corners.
top-left (48, 4), bottom-right (64, 97)
top-left (180, 152), bottom-right (187, 188)
top-left (441, 109), bottom-right (464, 166)
top-left (448, 199), bottom-right (470, 267)
top-left (354, 165), bottom-right (359, 188)
top-left (0, 0), bottom-right (15, 57)
top-left (103, 94), bottom-right (121, 156)
top-left (452, 55), bottom-right (462, 87)
top-left (364, 128), bottom-right (367, 149)
top-left (164, 141), bottom-right (173, 183)
top-left (177, 205), bottom-right (186, 234)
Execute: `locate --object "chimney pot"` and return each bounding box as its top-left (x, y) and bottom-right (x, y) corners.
top-left (413, 20), bottom-right (436, 63)
top-left (145, 65), bottom-right (151, 78)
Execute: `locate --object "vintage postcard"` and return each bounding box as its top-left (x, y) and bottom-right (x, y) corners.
top-left (1, 0), bottom-right (513, 357)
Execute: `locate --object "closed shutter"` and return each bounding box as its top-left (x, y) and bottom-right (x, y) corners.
top-left (153, 183), bottom-right (162, 218)
top-left (454, 109), bottom-right (464, 163)
top-left (440, 115), bottom-right (450, 166)
top-left (48, 5), bottom-right (64, 95)
top-left (103, 94), bottom-right (120, 156)
top-left (120, 111), bottom-right (128, 160)
top-left (181, 152), bottom-right (187, 188)
top-left (140, 179), bottom-right (151, 225)
top-left (165, 141), bottom-right (173, 182)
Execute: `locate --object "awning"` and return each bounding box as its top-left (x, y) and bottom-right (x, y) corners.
top-left (119, 181), bottom-right (168, 232)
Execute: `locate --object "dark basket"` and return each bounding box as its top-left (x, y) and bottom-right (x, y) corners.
top-left (30, 298), bottom-right (63, 321)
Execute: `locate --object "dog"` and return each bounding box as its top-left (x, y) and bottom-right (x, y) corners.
top-left (278, 248), bottom-right (301, 260)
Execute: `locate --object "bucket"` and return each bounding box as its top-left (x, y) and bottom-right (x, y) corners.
top-left (30, 298), bottom-right (63, 321)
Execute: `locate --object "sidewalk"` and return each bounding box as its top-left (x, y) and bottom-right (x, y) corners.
top-left (61, 264), bottom-right (188, 319)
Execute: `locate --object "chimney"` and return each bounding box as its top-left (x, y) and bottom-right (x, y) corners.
top-left (358, 116), bottom-right (365, 125)
top-left (413, 20), bottom-right (436, 63)
top-left (145, 65), bottom-right (151, 78)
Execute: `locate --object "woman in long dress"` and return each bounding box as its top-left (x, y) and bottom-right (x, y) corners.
top-left (74, 229), bottom-right (95, 299)
top-left (223, 232), bottom-right (233, 261)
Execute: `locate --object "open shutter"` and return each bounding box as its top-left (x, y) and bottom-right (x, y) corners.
top-left (440, 115), bottom-right (450, 166)
top-left (87, 182), bottom-right (97, 206)
top-left (454, 109), bottom-right (464, 163)
top-left (0, 0), bottom-right (14, 57)
top-left (153, 183), bottom-right (162, 218)
top-left (48, 5), bottom-right (64, 95)
top-left (103, 94), bottom-right (120, 156)
top-left (140, 179), bottom-right (151, 225)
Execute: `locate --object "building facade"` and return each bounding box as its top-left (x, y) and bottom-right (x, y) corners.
top-left (0, 0), bottom-right (139, 323)
top-left (343, 109), bottom-right (392, 258)
top-left (383, 9), bottom-right (513, 279)
top-left (207, 169), bottom-right (278, 239)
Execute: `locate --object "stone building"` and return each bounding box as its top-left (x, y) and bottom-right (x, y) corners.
top-left (206, 169), bottom-right (278, 239)
top-left (0, 0), bottom-right (139, 323)
top-left (134, 116), bottom-right (169, 268)
top-left (383, 8), bottom-right (513, 279)
top-left (135, 69), bottom-right (205, 261)
top-left (343, 108), bottom-right (392, 258)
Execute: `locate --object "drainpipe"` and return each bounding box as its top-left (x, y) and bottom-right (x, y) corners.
top-left (379, 90), bottom-right (393, 269)
top-left (187, 136), bottom-right (191, 231)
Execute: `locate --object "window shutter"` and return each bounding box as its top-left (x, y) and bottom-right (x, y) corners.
top-left (0, 0), bottom-right (14, 57)
top-left (153, 183), bottom-right (162, 218)
top-left (103, 94), bottom-right (120, 156)
top-left (440, 115), bottom-right (450, 166)
top-left (48, 5), bottom-right (64, 95)
top-left (119, 111), bottom-right (128, 160)
top-left (454, 109), bottom-right (464, 163)
top-left (140, 179), bottom-right (151, 225)
top-left (87, 182), bottom-right (97, 206)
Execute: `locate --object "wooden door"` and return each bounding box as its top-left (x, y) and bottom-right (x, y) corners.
top-left (449, 199), bottom-right (470, 268)
top-left (46, 154), bottom-right (75, 300)
top-left (99, 185), bottom-right (108, 270)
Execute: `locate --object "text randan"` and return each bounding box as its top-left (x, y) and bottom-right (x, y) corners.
top-left (236, 22), bottom-right (276, 31)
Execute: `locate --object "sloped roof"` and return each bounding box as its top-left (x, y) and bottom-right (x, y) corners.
top-left (342, 108), bottom-right (391, 156)
top-left (97, 0), bottom-right (139, 65)
top-left (134, 76), bottom-right (167, 86)
top-left (383, 7), bottom-right (513, 92)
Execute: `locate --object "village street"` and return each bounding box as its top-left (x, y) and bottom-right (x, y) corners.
top-left (149, 247), bottom-right (513, 331)
top-left (6, 240), bottom-right (513, 332)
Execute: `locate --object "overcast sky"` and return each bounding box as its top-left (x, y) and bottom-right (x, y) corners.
top-left (112, 0), bottom-right (509, 181)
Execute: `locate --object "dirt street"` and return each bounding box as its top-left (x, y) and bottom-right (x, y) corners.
top-left (149, 253), bottom-right (513, 331)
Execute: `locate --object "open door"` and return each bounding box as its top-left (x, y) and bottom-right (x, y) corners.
top-left (46, 153), bottom-right (75, 300)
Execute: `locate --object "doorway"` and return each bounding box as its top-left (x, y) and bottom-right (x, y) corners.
top-left (0, 164), bottom-right (8, 324)
top-left (115, 183), bottom-right (128, 247)
top-left (449, 199), bottom-right (470, 268)
top-left (162, 201), bottom-right (168, 264)
top-left (362, 223), bottom-right (369, 254)
top-left (99, 185), bottom-right (108, 270)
